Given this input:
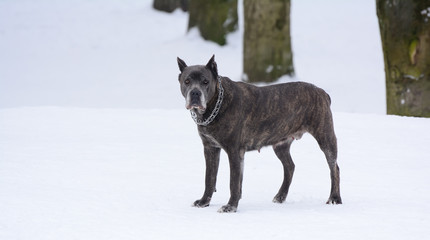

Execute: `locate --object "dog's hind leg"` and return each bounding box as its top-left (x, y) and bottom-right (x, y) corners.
top-left (313, 121), bottom-right (342, 205)
top-left (272, 138), bottom-right (295, 203)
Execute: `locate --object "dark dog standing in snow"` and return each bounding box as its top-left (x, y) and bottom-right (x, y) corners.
top-left (177, 55), bottom-right (342, 213)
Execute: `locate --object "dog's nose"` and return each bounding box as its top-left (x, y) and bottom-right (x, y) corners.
top-left (190, 89), bottom-right (201, 97)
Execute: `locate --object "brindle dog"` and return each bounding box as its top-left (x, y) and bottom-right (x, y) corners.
top-left (177, 55), bottom-right (342, 213)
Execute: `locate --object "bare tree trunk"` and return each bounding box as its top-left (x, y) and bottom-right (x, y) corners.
top-left (243, 0), bottom-right (294, 83)
top-left (377, 0), bottom-right (430, 117)
top-left (188, 0), bottom-right (238, 46)
top-left (153, 0), bottom-right (188, 13)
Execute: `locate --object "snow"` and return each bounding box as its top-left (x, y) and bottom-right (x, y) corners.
top-left (1, 0), bottom-right (429, 239)
top-left (1, 108), bottom-right (430, 239)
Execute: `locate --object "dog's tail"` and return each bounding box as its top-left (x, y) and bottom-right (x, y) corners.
top-left (324, 91), bottom-right (332, 106)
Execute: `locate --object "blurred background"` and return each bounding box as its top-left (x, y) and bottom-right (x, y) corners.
top-left (2, 0), bottom-right (416, 115)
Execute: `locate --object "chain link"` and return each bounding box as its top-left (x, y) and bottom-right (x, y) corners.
top-left (190, 76), bottom-right (224, 126)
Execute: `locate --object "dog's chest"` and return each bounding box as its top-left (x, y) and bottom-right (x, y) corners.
top-left (198, 130), bottom-right (224, 148)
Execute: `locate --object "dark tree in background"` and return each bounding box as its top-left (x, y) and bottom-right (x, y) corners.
top-left (188, 0), bottom-right (238, 46)
top-left (243, 0), bottom-right (294, 83)
top-left (153, 0), bottom-right (188, 13)
top-left (377, 0), bottom-right (430, 117)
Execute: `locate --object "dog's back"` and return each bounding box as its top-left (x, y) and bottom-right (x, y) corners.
top-left (222, 80), bottom-right (333, 147)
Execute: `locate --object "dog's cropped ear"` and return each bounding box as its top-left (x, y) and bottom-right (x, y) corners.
top-left (206, 54), bottom-right (218, 78)
top-left (177, 57), bottom-right (187, 73)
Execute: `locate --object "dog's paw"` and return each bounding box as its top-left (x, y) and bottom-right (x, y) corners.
top-left (193, 199), bottom-right (210, 208)
top-left (272, 194), bottom-right (287, 204)
top-left (326, 195), bottom-right (342, 205)
top-left (217, 204), bottom-right (237, 213)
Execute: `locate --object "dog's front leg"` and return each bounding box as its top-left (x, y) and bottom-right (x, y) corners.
top-left (193, 146), bottom-right (220, 208)
top-left (218, 150), bottom-right (244, 213)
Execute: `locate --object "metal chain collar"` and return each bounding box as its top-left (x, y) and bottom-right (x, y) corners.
top-left (190, 76), bottom-right (224, 126)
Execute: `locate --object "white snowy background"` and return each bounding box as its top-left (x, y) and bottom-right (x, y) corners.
top-left (0, 0), bottom-right (429, 239)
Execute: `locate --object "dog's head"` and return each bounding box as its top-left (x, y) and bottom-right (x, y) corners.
top-left (177, 55), bottom-right (219, 114)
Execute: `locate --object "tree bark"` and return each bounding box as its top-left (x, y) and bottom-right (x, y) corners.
top-left (188, 0), bottom-right (238, 46)
top-left (153, 0), bottom-right (188, 13)
top-left (377, 0), bottom-right (430, 117)
top-left (243, 0), bottom-right (294, 83)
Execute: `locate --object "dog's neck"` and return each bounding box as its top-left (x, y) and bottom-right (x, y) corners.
top-left (206, 80), bottom-right (221, 109)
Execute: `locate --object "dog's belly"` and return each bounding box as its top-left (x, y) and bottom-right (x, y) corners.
top-left (243, 128), bottom-right (305, 152)
top-left (244, 137), bottom-right (282, 152)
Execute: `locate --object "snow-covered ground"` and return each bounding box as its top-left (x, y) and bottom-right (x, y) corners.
top-left (1, 108), bottom-right (429, 239)
top-left (1, 0), bottom-right (429, 239)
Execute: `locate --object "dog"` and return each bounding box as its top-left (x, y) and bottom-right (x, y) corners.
top-left (177, 55), bottom-right (342, 213)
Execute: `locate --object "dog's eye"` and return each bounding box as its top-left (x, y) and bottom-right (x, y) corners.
top-left (203, 80), bottom-right (209, 85)
top-left (184, 79), bottom-right (190, 85)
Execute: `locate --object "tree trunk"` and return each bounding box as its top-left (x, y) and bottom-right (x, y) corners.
top-left (377, 0), bottom-right (430, 117)
top-left (243, 0), bottom-right (294, 83)
top-left (153, 0), bottom-right (188, 13)
top-left (188, 0), bottom-right (238, 46)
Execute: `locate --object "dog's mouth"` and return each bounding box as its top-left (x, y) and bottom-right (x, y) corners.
top-left (186, 103), bottom-right (206, 114)
top-left (186, 104), bottom-right (205, 110)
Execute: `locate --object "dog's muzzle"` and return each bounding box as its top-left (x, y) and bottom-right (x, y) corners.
top-left (186, 89), bottom-right (206, 112)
